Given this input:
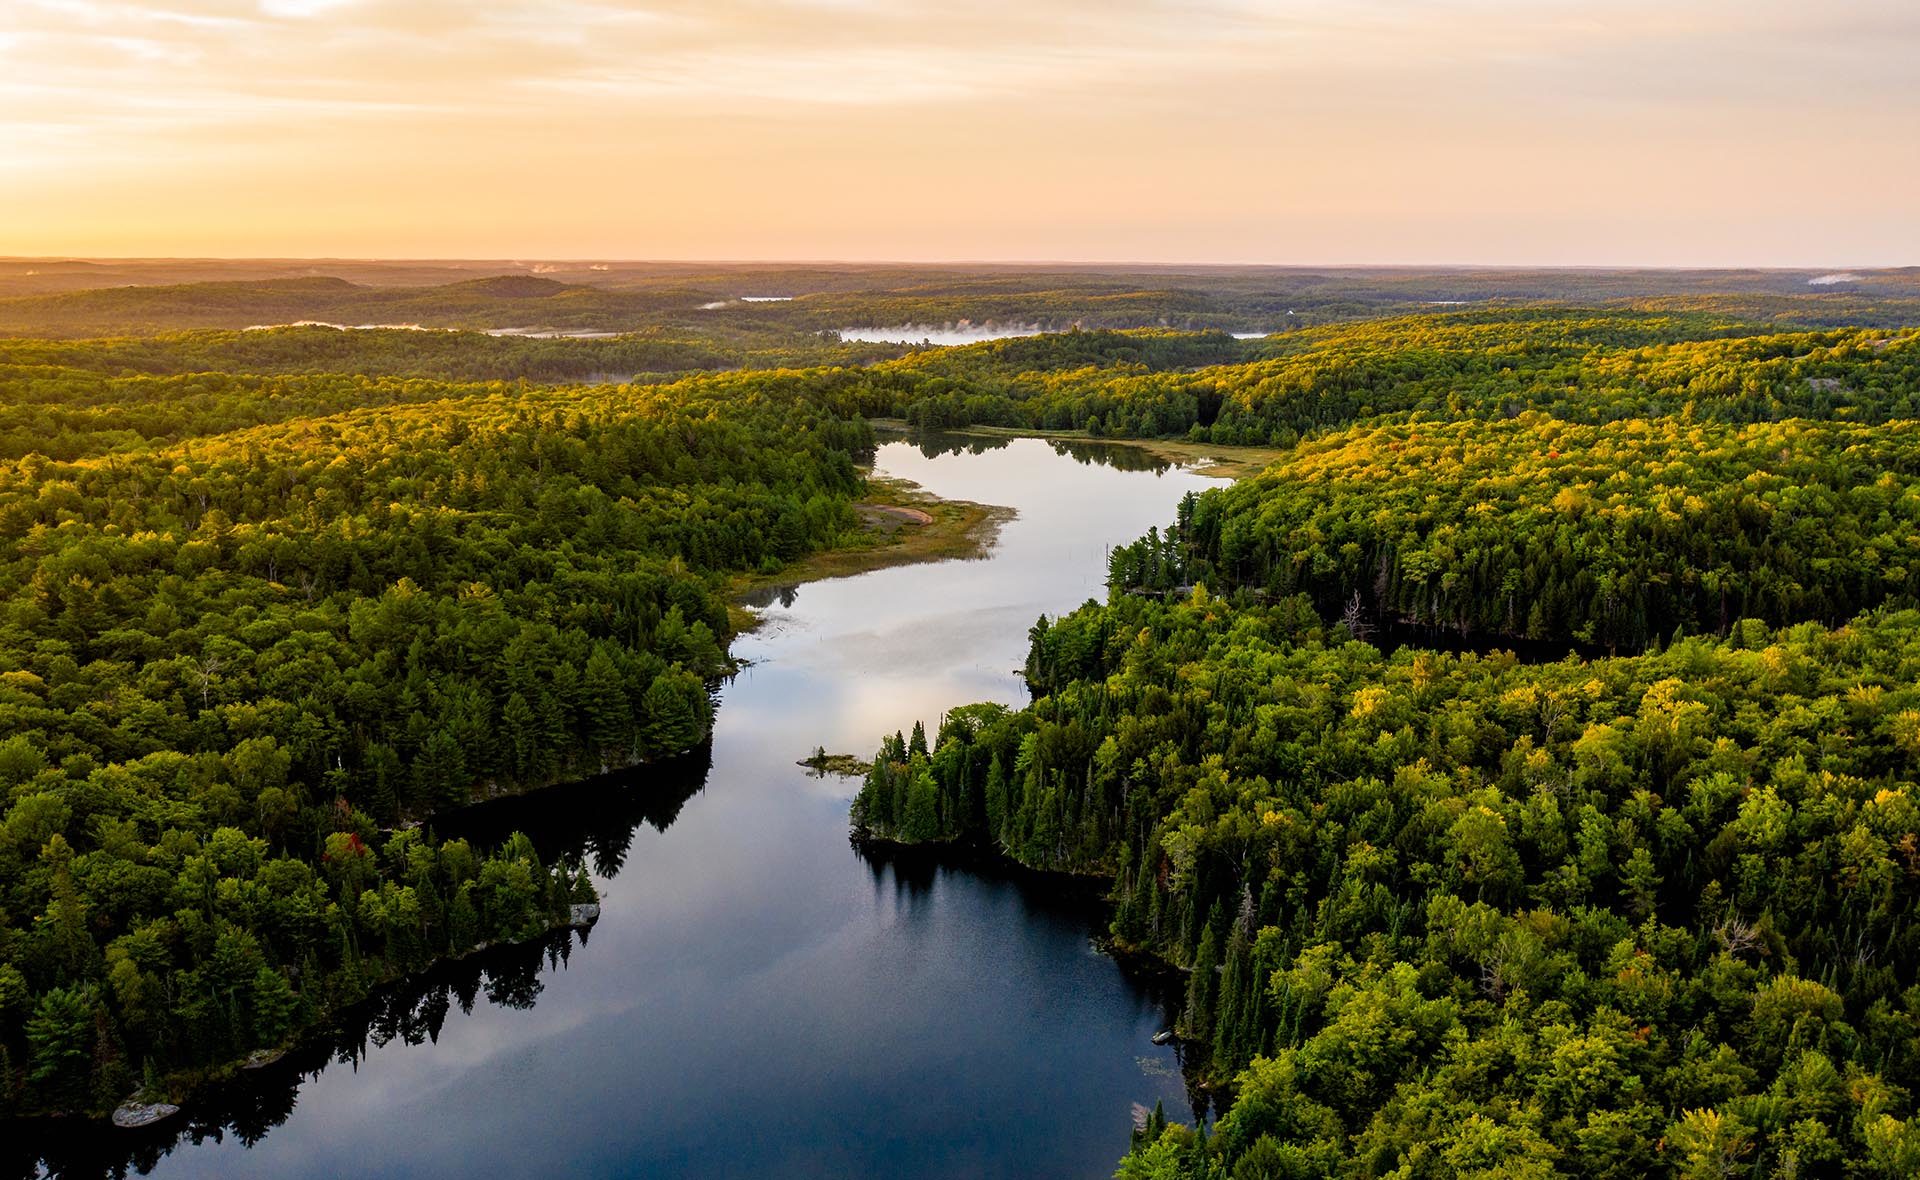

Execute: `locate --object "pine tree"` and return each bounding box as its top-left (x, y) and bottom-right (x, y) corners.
top-left (502, 692), bottom-right (539, 782)
top-left (581, 647), bottom-right (634, 761)
top-left (447, 883), bottom-right (479, 952)
top-left (25, 986), bottom-right (95, 1108)
top-left (985, 754), bottom-right (1010, 843)
top-left (415, 729), bottom-right (469, 812)
top-left (251, 966), bottom-right (297, 1046)
top-left (901, 757), bottom-right (941, 843)
top-left (1184, 924), bottom-right (1219, 1043)
top-left (641, 667), bottom-right (707, 756)
top-left (1213, 924), bottom-right (1252, 1071)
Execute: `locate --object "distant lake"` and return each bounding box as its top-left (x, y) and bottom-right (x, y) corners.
top-left (838, 323), bottom-right (1050, 346)
top-left (241, 322), bottom-right (621, 339)
top-left (481, 327), bottom-right (621, 339)
top-left (701, 296), bottom-right (798, 309)
top-left (39, 436), bottom-right (1223, 1180)
top-left (244, 320), bottom-right (446, 332)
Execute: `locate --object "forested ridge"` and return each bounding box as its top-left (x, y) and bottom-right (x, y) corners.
top-left (1111, 415), bottom-right (1920, 651)
top-left (0, 339), bottom-right (890, 1117)
top-left (9, 261), bottom-right (1920, 337)
top-left (853, 308), bottom-right (1920, 1177)
top-left (0, 323), bottom-right (902, 385)
top-left (887, 315), bottom-right (1920, 443)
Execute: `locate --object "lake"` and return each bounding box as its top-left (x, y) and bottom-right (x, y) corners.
top-left (29, 435), bottom-right (1223, 1180)
top-left (838, 323), bottom-right (1051, 346)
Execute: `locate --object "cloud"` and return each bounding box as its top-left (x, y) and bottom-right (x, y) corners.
top-left (259, 0), bottom-right (360, 16)
top-left (2, 0), bottom-right (1917, 262)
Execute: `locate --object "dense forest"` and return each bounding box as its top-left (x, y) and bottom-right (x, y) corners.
top-left (12, 272), bottom-right (1920, 1175)
top-left (1108, 415), bottom-right (1920, 651)
top-left (0, 324), bottom-right (902, 385)
top-left (0, 332), bottom-right (892, 1116)
top-left (859, 597), bottom-right (1920, 1176)
top-left (886, 314), bottom-right (1920, 443)
top-left (851, 304), bottom-right (1920, 1177)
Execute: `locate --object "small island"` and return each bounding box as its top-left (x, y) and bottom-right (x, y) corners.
top-left (798, 748), bottom-right (872, 777)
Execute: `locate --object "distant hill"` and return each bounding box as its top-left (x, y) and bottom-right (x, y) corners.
top-left (0, 275), bottom-right (724, 336)
top-left (3, 263), bottom-right (1920, 337)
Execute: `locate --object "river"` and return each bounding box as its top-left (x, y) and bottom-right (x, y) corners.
top-left (31, 435), bottom-right (1224, 1180)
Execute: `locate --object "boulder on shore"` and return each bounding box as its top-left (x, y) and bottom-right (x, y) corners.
top-left (568, 902), bottom-right (601, 927)
top-left (112, 1100), bottom-right (180, 1129)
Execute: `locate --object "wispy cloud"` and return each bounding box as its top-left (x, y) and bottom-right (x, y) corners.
top-left (3, 0), bottom-right (1916, 262)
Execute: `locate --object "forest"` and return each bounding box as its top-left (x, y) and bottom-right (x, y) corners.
top-left (885, 313), bottom-right (1920, 442)
top-left (8, 261), bottom-right (1920, 338)
top-left (1108, 415), bottom-right (1920, 650)
top-left (860, 596), bottom-right (1920, 1176)
top-left (0, 330), bottom-right (892, 1117)
top-left (11, 273), bottom-right (1920, 1176)
top-left (851, 304), bottom-right (1920, 1177)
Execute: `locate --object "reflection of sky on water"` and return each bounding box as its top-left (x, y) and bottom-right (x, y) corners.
top-left (137, 437), bottom-right (1223, 1180)
top-left (837, 324), bottom-right (1048, 346)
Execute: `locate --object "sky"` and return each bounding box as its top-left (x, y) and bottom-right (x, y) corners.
top-left (2, 0), bottom-right (1917, 265)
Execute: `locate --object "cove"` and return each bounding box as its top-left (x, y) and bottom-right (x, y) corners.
top-left (35, 436), bottom-right (1224, 1179)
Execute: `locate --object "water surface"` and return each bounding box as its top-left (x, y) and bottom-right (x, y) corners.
top-left (42, 436), bottom-right (1222, 1180)
top-left (838, 323), bottom-right (1051, 346)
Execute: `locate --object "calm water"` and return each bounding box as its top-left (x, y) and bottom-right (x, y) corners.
top-left (32, 436), bottom-right (1223, 1179)
top-left (838, 323), bottom-right (1050, 346)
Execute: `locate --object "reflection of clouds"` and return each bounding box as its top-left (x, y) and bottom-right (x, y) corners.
top-left (147, 436), bottom-right (1205, 1179)
top-left (789, 601), bottom-right (1033, 678)
top-left (714, 438), bottom-right (1224, 760)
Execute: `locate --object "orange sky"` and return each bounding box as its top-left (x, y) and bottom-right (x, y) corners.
top-left (4, 0), bottom-right (1917, 265)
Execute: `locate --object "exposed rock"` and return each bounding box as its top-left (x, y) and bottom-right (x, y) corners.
top-left (568, 903), bottom-right (601, 927)
top-left (112, 1100), bottom-right (180, 1129)
top-left (241, 1047), bottom-right (286, 1070)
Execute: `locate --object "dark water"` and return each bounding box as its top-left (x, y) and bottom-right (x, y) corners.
top-left (36, 437), bottom-right (1224, 1179)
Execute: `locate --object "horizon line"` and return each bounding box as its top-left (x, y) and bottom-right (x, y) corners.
top-left (3, 256), bottom-right (1917, 273)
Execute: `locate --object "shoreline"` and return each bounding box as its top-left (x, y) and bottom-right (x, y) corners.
top-left (728, 470), bottom-right (1015, 633)
top-left (727, 423), bottom-right (1282, 634)
top-left (6, 905), bottom-right (599, 1131)
top-left (13, 441), bottom-right (1016, 1133)
top-left (851, 830), bottom-right (1230, 1097)
top-left (12, 428), bottom-right (1195, 1137)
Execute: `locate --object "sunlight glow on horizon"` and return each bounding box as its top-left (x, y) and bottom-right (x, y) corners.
top-left (3, 0), bottom-right (1917, 265)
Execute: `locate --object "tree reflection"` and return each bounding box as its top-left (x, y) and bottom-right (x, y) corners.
top-left (6, 750), bottom-right (712, 1180)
